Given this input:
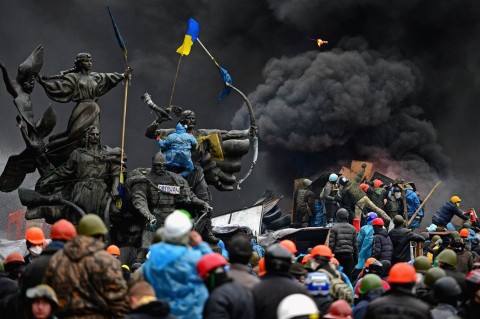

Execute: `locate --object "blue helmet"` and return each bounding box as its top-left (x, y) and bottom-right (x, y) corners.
top-left (304, 272), bottom-right (330, 297)
top-left (329, 173), bottom-right (338, 183)
top-left (367, 212), bottom-right (378, 223)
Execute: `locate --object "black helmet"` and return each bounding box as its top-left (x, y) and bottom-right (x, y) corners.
top-left (265, 243), bottom-right (293, 274)
top-left (368, 260), bottom-right (383, 276)
top-left (228, 234), bottom-right (253, 264)
top-left (434, 277), bottom-right (461, 302)
top-left (393, 215), bottom-right (405, 227)
top-left (338, 176), bottom-right (349, 186)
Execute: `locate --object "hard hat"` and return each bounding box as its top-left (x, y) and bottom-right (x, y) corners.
top-left (367, 260), bottom-right (383, 275)
top-left (258, 257), bottom-right (266, 276)
top-left (329, 174), bottom-right (338, 183)
top-left (431, 235), bottom-right (441, 243)
top-left (359, 274), bottom-right (383, 295)
top-left (303, 179), bottom-right (313, 187)
top-left (4, 252), bottom-right (25, 265)
top-left (372, 218), bottom-right (384, 226)
top-left (323, 300), bottom-right (353, 319)
top-left (279, 239), bottom-right (298, 254)
top-left (360, 183), bottom-right (369, 192)
top-left (387, 262), bottom-right (416, 284)
top-left (265, 244), bottom-right (293, 273)
top-left (311, 245), bottom-right (333, 259)
top-left (304, 272), bottom-right (330, 296)
top-left (338, 176), bottom-right (349, 186)
top-left (164, 210), bottom-right (193, 239)
top-left (301, 254), bottom-right (312, 265)
top-left (277, 294), bottom-right (319, 319)
top-left (437, 249), bottom-right (457, 267)
top-left (26, 284), bottom-right (58, 305)
top-left (330, 257), bottom-right (340, 266)
top-left (197, 253), bottom-right (227, 280)
top-left (121, 264), bottom-right (130, 272)
top-left (463, 221), bottom-right (472, 228)
top-left (393, 215), bottom-right (404, 227)
top-left (78, 214), bottom-right (108, 236)
top-left (250, 252), bottom-right (260, 266)
top-left (365, 257), bottom-right (377, 268)
top-left (50, 219), bottom-right (77, 241)
top-left (107, 245), bottom-right (121, 256)
top-left (413, 256), bottom-right (432, 274)
top-left (373, 179), bottom-right (383, 188)
top-left (434, 277), bottom-right (461, 302)
top-left (366, 212), bottom-right (378, 223)
top-left (450, 196), bottom-right (461, 204)
top-left (465, 269), bottom-right (480, 289)
top-left (25, 227), bottom-right (45, 245)
top-left (460, 228), bottom-right (470, 238)
top-left (424, 267), bottom-right (446, 288)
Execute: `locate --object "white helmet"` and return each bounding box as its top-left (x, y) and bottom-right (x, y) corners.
top-left (277, 294), bottom-right (319, 319)
top-left (164, 210), bottom-right (193, 239)
top-left (329, 173), bottom-right (338, 183)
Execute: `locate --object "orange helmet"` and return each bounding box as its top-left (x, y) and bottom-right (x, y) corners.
top-left (373, 179), bottom-right (383, 188)
top-left (279, 239), bottom-right (298, 254)
top-left (387, 262), bottom-right (416, 284)
top-left (365, 257), bottom-right (377, 268)
top-left (258, 257), bottom-right (267, 276)
top-left (360, 183), bottom-right (369, 192)
top-left (25, 227), bottom-right (45, 245)
top-left (4, 252), bottom-right (25, 265)
top-left (460, 228), bottom-right (470, 238)
top-left (301, 254), bottom-right (312, 265)
top-left (106, 245), bottom-right (121, 256)
top-left (50, 219), bottom-right (77, 241)
top-left (330, 257), bottom-right (340, 266)
top-left (311, 245), bottom-right (333, 259)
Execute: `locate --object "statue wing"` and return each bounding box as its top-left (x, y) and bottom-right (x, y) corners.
top-left (18, 45), bottom-right (44, 79)
top-left (0, 149), bottom-right (36, 192)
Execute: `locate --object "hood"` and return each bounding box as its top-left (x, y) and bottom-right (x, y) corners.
top-left (336, 208), bottom-right (349, 222)
top-left (175, 122), bottom-right (187, 133)
top-left (145, 242), bottom-right (189, 271)
top-left (374, 226), bottom-right (388, 236)
top-left (63, 235), bottom-right (105, 262)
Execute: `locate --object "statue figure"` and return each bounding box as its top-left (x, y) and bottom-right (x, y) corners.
top-left (146, 109), bottom-right (253, 243)
top-left (126, 151), bottom-right (211, 261)
top-left (34, 126), bottom-right (123, 224)
top-left (36, 52), bottom-right (132, 165)
top-left (0, 45), bottom-right (57, 192)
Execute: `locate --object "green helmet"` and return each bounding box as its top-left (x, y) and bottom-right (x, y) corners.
top-left (424, 267), bottom-right (446, 288)
top-left (431, 235), bottom-right (441, 244)
top-left (449, 231), bottom-right (460, 240)
top-left (437, 249), bottom-right (457, 267)
top-left (359, 274), bottom-right (383, 295)
top-left (393, 215), bottom-right (404, 227)
top-left (77, 214), bottom-right (108, 236)
top-left (413, 256), bottom-right (432, 274)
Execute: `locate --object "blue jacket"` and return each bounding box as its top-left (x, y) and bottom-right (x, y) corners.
top-left (432, 201), bottom-right (468, 227)
top-left (143, 241), bottom-right (212, 319)
top-left (355, 222), bottom-right (374, 269)
top-left (405, 189), bottom-right (423, 229)
top-left (158, 123), bottom-right (197, 175)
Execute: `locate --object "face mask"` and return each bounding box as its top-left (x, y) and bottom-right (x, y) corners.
top-left (394, 192), bottom-right (402, 199)
top-left (456, 202), bottom-right (460, 207)
top-left (29, 245), bottom-right (43, 257)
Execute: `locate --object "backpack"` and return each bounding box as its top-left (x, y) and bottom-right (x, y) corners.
top-left (318, 267), bottom-right (353, 305)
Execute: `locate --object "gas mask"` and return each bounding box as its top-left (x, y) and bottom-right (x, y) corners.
top-left (29, 245), bottom-right (43, 257)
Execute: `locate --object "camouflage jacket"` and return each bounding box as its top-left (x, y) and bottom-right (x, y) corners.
top-left (44, 235), bottom-right (129, 318)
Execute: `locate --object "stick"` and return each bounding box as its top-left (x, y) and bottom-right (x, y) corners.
top-left (119, 77), bottom-right (129, 178)
top-left (197, 38), bottom-right (220, 68)
top-left (169, 55), bottom-right (182, 107)
top-left (407, 181), bottom-right (442, 226)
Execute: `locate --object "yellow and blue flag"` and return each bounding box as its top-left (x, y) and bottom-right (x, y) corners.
top-left (176, 18), bottom-right (200, 56)
top-left (107, 6), bottom-right (128, 63)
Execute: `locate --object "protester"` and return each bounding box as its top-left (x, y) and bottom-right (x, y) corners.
top-left (320, 173), bottom-right (340, 227)
top-left (324, 300), bottom-right (353, 319)
top-left (125, 280), bottom-right (174, 319)
top-left (25, 284), bottom-right (58, 319)
top-left (329, 208), bottom-right (358, 279)
top-left (354, 212), bottom-right (377, 275)
top-left (44, 214), bottom-right (129, 318)
top-left (402, 183), bottom-right (424, 229)
top-left (388, 215), bottom-right (425, 264)
top-left (24, 226), bottom-right (46, 265)
top-left (354, 274), bottom-right (386, 319)
top-left (432, 196), bottom-right (469, 228)
top-left (197, 252), bottom-right (254, 319)
top-left (459, 269), bottom-right (480, 318)
top-left (304, 271), bottom-right (332, 315)
top-left (371, 218), bottom-right (393, 263)
top-left (3, 252), bottom-right (25, 281)
top-left (107, 244), bottom-right (121, 259)
top-left (430, 276), bottom-right (462, 319)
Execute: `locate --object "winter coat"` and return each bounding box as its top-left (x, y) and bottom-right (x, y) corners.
top-left (456, 249), bottom-right (474, 274)
top-left (252, 273), bottom-right (310, 319)
top-left (365, 288), bottom-right (432, 319)
top-left (228, 263), bottom-right (260, 290)
top-left (405, 189), bottom-right (423, 228)
top-left (203, 281), bottom-right (255, 319)
top-left (372, 227), bottom-right (393, 262)
top-left (125, 300), bottom-right (176, 319)
top-left (142, 241), bottom-right (211, 319)
top-left (430, 303), bottom-right (458, 319)
top-left (432, 201), bottom-right (468, 227)
top-left (44, 235), bottom-right (129, 319)
top-left (0, 271), bottom-right (19, 317)
top-left (389, 226), bottom-right (424, 264)
top-left (329, 209), bottom-right (358, 259)
top-left (158, 123), bottom-right (197, 176)
top-left (353, 288), bottom-right (385, 319)
top-left (320, 181), bottom-right (338, 204)
top-left (355, 222), bottom-right (374, 269)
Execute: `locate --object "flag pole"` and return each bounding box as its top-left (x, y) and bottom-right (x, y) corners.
top-left (169, 56), bottom-right (183, 107)
top-left (197, 38), bottom-right (220, 68)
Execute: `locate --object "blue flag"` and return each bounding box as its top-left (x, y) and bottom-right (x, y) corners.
top-left (107, 6), bottom-right (128, 63)
top-left (217, 66), bottom-right (232, 103)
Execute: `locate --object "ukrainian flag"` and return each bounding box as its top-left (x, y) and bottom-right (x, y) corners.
top-left (176, 18), bottom-right (200, 56)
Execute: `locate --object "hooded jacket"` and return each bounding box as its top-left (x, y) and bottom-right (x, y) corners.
top-left (44, 235), bottom-right (129, 319)
top-left (355, 222), bottom-right (374, 269)
top-left (432, 201), bottom-right (468, 227)
top-left (158, 123), bottom-right (198, 175)
top-left (372, 227), bottom-right (393, 262)
top-left (329, 209), bottom-right (358, 258)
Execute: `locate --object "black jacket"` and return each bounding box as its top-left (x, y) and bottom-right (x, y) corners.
top-left (389, 226), bottom-right (424, 264)
top-left (329, 209), bottom-right (358, 258)
top-left (372, 226), bottom-right (393, 262)
top-left (0, 271), bottom-right (19, 318)
top-left (432, 201), bottom-right (468, 227)
top-left (203, 281), bottom-right (255, 319)
top-left (365, 288), bottom-right (432, 319)
top-left (252, 273), bottom-right (310, 319)
top-left (125, 300), bottom-right (176, 319)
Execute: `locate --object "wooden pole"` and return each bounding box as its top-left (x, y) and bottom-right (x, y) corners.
top-left (407, 181), bottom-right (442, 226)
top-left (119, 77), bottom-right (129, 179)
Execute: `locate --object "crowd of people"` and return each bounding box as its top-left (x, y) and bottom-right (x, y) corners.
top-left (1, 178), bottom-right (480, 318)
